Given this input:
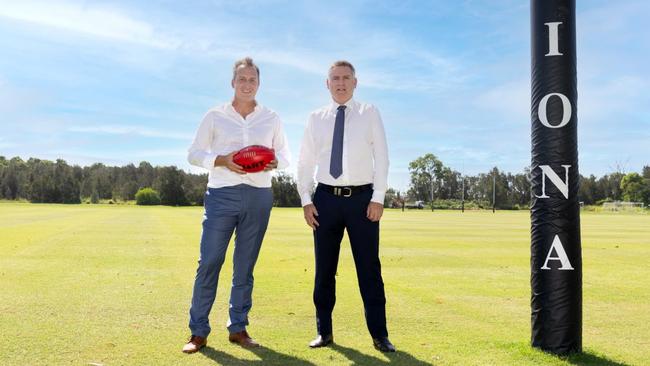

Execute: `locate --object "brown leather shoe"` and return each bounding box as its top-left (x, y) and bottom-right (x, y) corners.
top-left (228, 330), bottom-right (260, 348)
top-left (182, 335), bottom-right (207, 354)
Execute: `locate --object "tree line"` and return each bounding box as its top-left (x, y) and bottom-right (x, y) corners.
top-left (1, 155), bottom-right (648, 208)
top-left (402, 153), bottom-right (650, 209)
top-left (0, 156), bottom-right (299, 207)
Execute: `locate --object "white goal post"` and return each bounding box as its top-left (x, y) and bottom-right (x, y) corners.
top-left (602, 201), bottom-right (645, 211)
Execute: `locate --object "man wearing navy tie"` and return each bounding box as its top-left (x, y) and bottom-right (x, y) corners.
top-left (297, 60), bottom-right (395, 352)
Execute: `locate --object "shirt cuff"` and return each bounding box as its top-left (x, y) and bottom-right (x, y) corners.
top-left (371, 190), bottom-right (385, 205)
top-left (300, 192), bottom-right (313, 207)
top-left (202, 153), bottom-right (219, 170)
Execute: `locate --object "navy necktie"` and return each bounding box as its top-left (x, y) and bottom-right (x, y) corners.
top-left (329, 105), bottom-right (346, 179)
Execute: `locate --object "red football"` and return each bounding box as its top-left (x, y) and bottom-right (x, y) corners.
top-left (233, 145), bottom-right (276, 173)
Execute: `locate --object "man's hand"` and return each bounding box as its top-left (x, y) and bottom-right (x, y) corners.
top-left (264, 159), bottom-right (278, 171)
top-left (366, 202), bottom-right (384, 222)
top-left (303, 203), bottom-right (319, 229)
top-left (214, 152), bottom-right (246, 174)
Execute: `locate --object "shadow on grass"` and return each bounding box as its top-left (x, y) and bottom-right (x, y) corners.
top-left (563, 351), bottom-right (630, 366)
top-left (331, 343), bottom-right (434, 366)
top-left (200, 345), bottom-right (316, 366)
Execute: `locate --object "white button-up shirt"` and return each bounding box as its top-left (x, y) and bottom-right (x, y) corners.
top-left (188, 102), bottom-right (291, 188)
top-left (297, 98), bottom-right (389, 206)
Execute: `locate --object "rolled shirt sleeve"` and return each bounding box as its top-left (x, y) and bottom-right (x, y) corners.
top-left (187, 111), bottom-right (219, 170)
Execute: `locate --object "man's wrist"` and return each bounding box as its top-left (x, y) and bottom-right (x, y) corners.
top-left (213, 155), bottom-right (226, 167)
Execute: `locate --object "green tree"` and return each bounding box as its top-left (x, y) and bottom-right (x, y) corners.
top-left (54, 159), bottom-right (81, 203)
top-left (620, 172), bottom-right (648, 204)
top-left (1, 157), bottom-right (26, 199)
top-left (438, 167), bottom-right (461, 200)
top-left (117, 181), bottom-right (138, 201)
top-left (643, 166), bottom-right (650, 206)
top-left (135, 187), bottom-right (161, 205)
top-left (271, 172), bottom-right (301, 207)
top-left (26, 158), bottom-right (56, 202)
top-left (578, 174), bottom-right (598, 205)
top-left (488, 167), bottom-right (511, 209)
top-left (597, 172), bottom-right (624, 202)
top-left (184, 173), bottom-right (208, 206)
top-left (137, 161), bottom-right (155, 189)
top-left (154, 166), bottom-right (189, 206)
top-left (81, 163), bottom-right (113, 200)
top-left (90, 191), bottom-right (100, 204)
top-left (510, 170), bottom-right (531, 207)
top-left (408, 153), bottom-right (444, 203)
top-left (114, 163), bottom-right (139, 201)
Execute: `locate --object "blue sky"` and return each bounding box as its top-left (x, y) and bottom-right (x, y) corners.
top-left (0, 0), bottom-right (648, 191)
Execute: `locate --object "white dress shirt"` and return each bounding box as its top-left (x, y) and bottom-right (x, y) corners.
top-left (188, 102), bottom-right (291, 188)
top-left (297, 98), bottom-right (389, 206)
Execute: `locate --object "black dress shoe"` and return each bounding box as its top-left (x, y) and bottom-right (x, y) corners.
top-left (309, 334), bottom-right (333, 348)
top-left (373, 337), bottom-right (396, 352)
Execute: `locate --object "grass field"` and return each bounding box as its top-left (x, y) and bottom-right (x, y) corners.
top-left (1, 203), bottom-right (648, 366)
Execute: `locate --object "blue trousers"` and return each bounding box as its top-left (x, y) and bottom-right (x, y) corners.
top-left (188, 184), bottom-right (273, 337)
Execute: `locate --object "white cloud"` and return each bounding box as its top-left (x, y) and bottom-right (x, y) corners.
top-left (0, 1), bottom-right (179, 49)
top-left (0, 0), bottom-right (469, 94)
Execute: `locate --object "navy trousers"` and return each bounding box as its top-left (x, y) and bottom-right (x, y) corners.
top-left (312, 185), bottom-right (388, 338)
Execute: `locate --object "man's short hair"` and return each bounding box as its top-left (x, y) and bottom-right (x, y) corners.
top-left (232, 57), bottom-right (260, 80)
top-left (329, 60), bottom-right (356, 76)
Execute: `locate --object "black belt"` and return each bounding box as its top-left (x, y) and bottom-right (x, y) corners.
top-left (317, 183), bottom-right (373, 197)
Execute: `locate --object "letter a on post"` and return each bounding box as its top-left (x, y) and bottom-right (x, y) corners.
top-left (541, 235), bottom-right (575, 270)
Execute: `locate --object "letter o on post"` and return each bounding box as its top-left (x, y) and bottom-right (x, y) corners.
top-left (538, 92), bottom-right (572, 128)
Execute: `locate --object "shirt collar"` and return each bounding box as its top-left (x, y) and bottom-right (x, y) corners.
top-left (330, 98), bottom-right (356, 113)
top-left (225, 101), bottom-right (261, 119)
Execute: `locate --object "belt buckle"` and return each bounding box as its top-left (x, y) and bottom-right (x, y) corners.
top-left (332, 187), bottom-right (352, 197)
top-left (342, 187), bottom-right (352, 197)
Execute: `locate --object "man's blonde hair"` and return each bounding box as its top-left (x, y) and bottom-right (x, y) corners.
top-left (329, 60), bottom-right (356, 76)
top-left (232, 57), bottom-right (260, 80)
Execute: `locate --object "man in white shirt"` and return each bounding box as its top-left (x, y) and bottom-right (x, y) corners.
top-left (297, 60), bottom-right (395, 352)
top-left (182, 57), bottom-right (291, 353)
